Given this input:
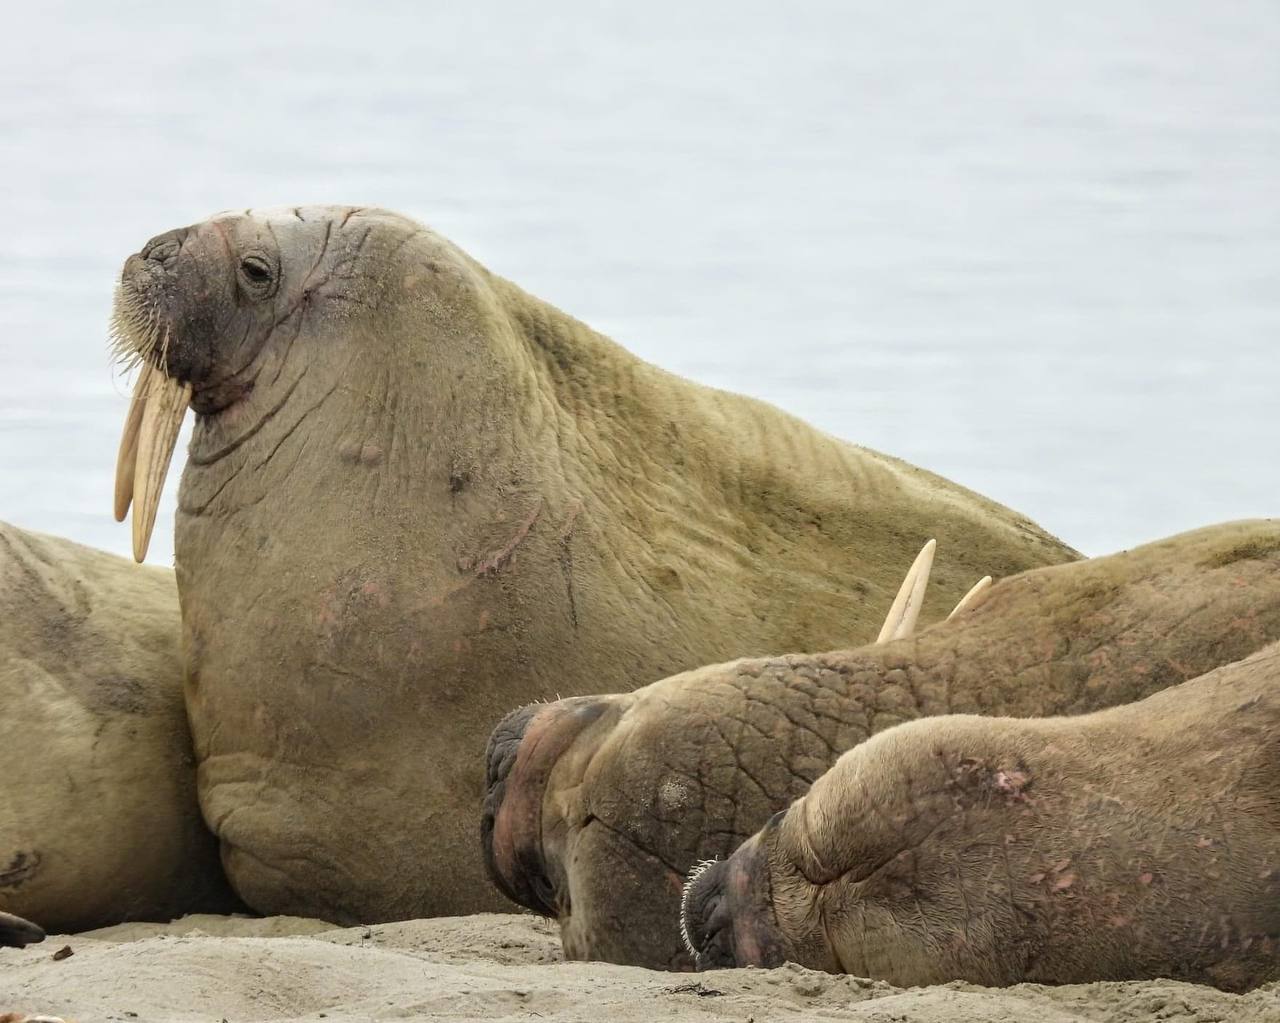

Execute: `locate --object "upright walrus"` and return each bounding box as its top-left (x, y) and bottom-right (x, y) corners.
top-left (483, 520), bottom-right (1280, 967)
top-left (0, 522), bottom-right (235, 937)
top-left (681, 641), bottom-right (1280, 992)
top-left (108, 205), bottom-right (1075, 921)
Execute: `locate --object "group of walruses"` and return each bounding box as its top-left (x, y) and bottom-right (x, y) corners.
top-left (1, 207), bottom-right (1276, 993)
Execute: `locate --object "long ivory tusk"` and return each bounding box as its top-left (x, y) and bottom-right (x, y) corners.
top-left (876, 539), bottom-right (936, 644)
top-left (947, 576), bottom-right (993, 621)
top-left (113, 364), bottom-right (155, 522)
top-left (131, 375), bottom-right (191, 563)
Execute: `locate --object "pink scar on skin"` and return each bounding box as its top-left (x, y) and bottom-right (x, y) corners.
top-left (993, 769), bottom-right (1030, 801)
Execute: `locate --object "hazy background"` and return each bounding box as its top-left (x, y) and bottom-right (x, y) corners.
top-left (2, 1), bottom-right (1276, 562)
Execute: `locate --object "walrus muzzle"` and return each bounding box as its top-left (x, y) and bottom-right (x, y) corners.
top-left (109, 223), bottom-right (257, 562)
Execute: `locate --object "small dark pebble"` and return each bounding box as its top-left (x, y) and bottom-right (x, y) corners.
top-left (663, 981), bottom-right (724, 998)
top-left (51, 945), bottom-right (73, 961)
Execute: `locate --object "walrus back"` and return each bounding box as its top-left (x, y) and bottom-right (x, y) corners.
top-left (496, 272), bottom-right (1079, 650)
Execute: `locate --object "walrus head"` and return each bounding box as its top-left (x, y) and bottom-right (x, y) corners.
top-left (110, 211), bottom-right (301, 560)
top-left (110, 205), bottom-right (488, 563)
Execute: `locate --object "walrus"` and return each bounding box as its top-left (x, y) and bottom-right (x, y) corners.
top-left (0, 522), bottom-right (236, 936)
top-left (482, 520), bottom-right (1280, 967)
top-left (680, 639), bottom-right (1280, 991)
top-left (106, 205), bottom-right (1075, 922)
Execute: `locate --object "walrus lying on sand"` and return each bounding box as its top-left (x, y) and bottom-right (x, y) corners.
top-left (680, 639), bottom-right (1280, 992)
top-left (107, 205), bottom-right (1074, 921)
top-left (482, 520), bottom-right (1280, 968)
top-left (0, 522), bottom-right (235, 940)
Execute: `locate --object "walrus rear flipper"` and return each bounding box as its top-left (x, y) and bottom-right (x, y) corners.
top-left (0, 909), bottom-right (45, 948)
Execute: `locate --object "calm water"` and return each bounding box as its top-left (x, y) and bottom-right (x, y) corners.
top-left (2, 1), bottom-right (1276, 563)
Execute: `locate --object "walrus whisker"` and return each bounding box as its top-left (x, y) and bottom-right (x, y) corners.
top-left (876, 539), bottom-right (936, 644)
top-left (946, 576), bottom-right (993, 621)
top-left (108, 288), bottom-right (158, 374)
top-left (679, 857), bottom-right (720, 963)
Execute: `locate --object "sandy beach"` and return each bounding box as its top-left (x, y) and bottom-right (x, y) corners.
top-left (3, 913), bottom-right (1277, 1023)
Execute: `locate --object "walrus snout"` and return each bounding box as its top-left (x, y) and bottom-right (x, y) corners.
top-left (0, 909), bottom-right (45, 949)
top-left (681, 830), bottom-right (786, 971)
top-left (115, 221), bottom-right (238, 387)
top-left (481, 697), bottom-right (611, 916)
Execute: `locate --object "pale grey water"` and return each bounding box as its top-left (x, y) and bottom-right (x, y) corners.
top-left (2, 1), bottom-right (1276, 563)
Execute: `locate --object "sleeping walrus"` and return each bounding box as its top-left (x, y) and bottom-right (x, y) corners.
top-left (0, 522), bottom-right (235, 938)
top-left (107, 206), bottom-right (1074, 921)
top-left (482, 520), bottom-right (1280, 967)
top-left (680, 639), bottom-right (1280, 992)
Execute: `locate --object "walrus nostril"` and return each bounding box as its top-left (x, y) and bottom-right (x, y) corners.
top-left (141, 228), bottom-right (188, 263)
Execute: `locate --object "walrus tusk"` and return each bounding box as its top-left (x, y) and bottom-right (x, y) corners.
top-left (947, 576), bottom-right (993, 621)
top-left (876, 539), bottom-right (936, 644)
top-left (113, 364), bottom-right (155, 522)
top-left (128, 372), bottom-right (192, 563)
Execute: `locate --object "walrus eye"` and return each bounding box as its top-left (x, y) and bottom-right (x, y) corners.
top-left (240, 256), bottom-right (274, 286)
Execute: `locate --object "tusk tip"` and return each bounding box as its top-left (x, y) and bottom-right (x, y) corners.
top-left (946, 575), bottom-right (994, 621)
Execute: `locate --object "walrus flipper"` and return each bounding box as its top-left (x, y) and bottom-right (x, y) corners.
top-left (0, 909), bottom-right (45, 948)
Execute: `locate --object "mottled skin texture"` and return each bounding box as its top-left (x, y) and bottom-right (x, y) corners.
top-left (115, 206), bottom-right (1073, 922)
top-left (483, 520), bottom-right (1280, 968)
top-left (0, 523), bottom-right (237, 935)
top-left (684, 641), bottom-right (1280, 992)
